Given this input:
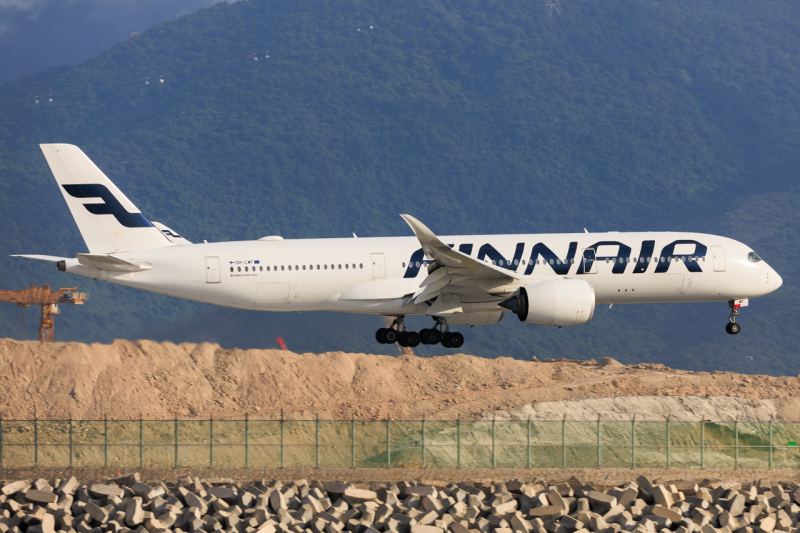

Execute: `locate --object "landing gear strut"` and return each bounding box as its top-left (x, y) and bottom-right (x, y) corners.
top-left (420, 318), bottom-right (464, 349)
top-left (726, 300), bottom-right (742, 335)
top-left (374, 316), bottom-right (464, 349)
top-left (376, 317), bottom-right (420, 348)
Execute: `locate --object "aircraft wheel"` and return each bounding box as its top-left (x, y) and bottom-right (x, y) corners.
top-left (375, 328), bottom-right (387, 344)
top-left (419, 328), bottom-right (430, 344)
top-left (449, 331), bottom-right (464, 348)
top-left (441, 332), bottom-right (452, 348)
top-left (427, 329), bottom-right (442, 345)
top-left (406, 331), bottom-right (420, 348)
top-left (726, 323), bottom-right (741, 335)
top-left (383, 328), bottom-right (398, 344)
top-left (398, 331), bottom-right (410, 347)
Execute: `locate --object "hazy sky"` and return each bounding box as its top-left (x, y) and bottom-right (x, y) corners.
top-left (0, 0), bottom-right (220, 85)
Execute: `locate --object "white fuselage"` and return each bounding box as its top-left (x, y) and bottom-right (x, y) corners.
top-left (57, 231), bottom-right (782, 317)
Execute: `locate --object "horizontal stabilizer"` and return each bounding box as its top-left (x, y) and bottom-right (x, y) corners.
top-left (11, 254), bottom-right (69, 263)
top-left (76, 253), bottom-right (152, 272)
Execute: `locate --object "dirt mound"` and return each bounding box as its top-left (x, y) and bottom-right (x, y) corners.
top-left (0, 339), bottom-right (797, 421)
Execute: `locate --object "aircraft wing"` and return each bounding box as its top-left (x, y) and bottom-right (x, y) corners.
top-left (400, 214), bottom-right (519, 311)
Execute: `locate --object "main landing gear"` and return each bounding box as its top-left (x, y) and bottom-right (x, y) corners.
top-left (375, 316), bottom-right (464, 349)
top-left (725, 300), bottom-right (742, 335)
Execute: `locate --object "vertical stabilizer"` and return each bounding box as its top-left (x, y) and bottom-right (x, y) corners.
top-left (40, 144), bottom-right (171, 253)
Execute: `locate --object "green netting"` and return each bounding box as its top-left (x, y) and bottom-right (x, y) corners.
top-left (0, 419), bottom-right (798, 469)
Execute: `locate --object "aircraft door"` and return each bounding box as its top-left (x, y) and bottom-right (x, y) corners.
top-left (371, 253), bottom-right (386, 279)
top-left (711, 246), bottom-right (726, 272)
top-left (581, 248), bottom-right (597, 274)
top-left (205, 256), bottom-right (221, 283)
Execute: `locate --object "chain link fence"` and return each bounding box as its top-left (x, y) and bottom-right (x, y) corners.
top-left (1, 418), bottom-right (799, 469)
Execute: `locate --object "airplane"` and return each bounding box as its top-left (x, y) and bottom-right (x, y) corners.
top-left (13, 144), bottom-right (783, 348)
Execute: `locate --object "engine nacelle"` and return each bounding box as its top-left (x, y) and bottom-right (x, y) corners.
top-left (500, 279), bottom-right (595, 327)
top-left (446, 311), bottom-right (505, 326)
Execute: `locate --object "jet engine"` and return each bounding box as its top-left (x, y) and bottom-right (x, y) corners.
top-left (499, 279), bottom-right (595, 327)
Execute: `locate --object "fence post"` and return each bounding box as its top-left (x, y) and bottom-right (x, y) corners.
top-left (386, 419), bottom-right (391, 469)
top-left (0, 414), bottom-right (4, 468)
top-left (631, 415), bottom-right (636, 469)
top-left (104, 414), bottom-right (109, 469)
top-left (280, 409), bottom-right (284, 469)
top-left (735, 417), bottom-right (739, 469)
top-left (139, 414), bottom-right (143, 469)
top-left (315, 414), bottom-right (320, 469)
top-left (596, 417), bottom-right (601, 468)
top-left (422, 415), bottom-right (426, 468)
top-left (527, 416), bottom-right (531, 469)
top-left (69, 416), bottom-right (73, 468)
top-left (210, 415), bottom-right (214, 468)
top-left (666, 415), bottom-right (670, 469)
top-left (561, 415), bottom-right (566, 468)
top-left (457, 420), bottom-right (462, 469)
top-left (351, 416), bottom-right (355, 469)
top-left (492, 416), bottom-right (496, 469)
top-left (700, 419), bottom-right (705, 469)
top-left (769, 418), bottom-right (773, 469)
top-left (174, 416), bottom-right (179, 468)
top-left (34, 414), bottom-right (38, 467)
top-left (245, 413), bottom-right (250, 469)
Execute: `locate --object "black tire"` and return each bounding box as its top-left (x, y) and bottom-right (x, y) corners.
top-left (406, 331), bottom-right (420, 348)
top-left (375, 328), bottom-right (387, 344)
top-left (441, 332), bottom-right (452, 348)
top-left (728, 323), bottom-right (741, 335)
top-left (449, 331), bottom-right (464, 348)
top-left (427, 329), bottom-right (442, 345)
top-left (383, 328), bottom-right (398, 344)
top-left (419, 328), bottom-right (430, 345)
top-left (398, 331), bottom-right (410, 347)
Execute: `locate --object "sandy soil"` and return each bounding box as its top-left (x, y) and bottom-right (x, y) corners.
top-left (1, 339), bottom-right (798, 421)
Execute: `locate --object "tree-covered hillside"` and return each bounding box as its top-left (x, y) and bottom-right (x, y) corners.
top-left (0, 0), bottom-right (798, 374)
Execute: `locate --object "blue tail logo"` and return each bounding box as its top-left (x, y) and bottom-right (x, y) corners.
top-left (62, 184), bottom-right (153, 228)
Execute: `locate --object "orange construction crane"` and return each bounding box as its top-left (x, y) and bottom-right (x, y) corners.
top-left (0, 286), bottom-right (87, 342)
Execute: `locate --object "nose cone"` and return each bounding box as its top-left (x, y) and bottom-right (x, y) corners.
top-left (774, 270), bottom-right (783, 290)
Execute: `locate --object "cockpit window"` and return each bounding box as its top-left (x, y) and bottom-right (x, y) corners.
top-left (747, 251), bottom-right (762, 263)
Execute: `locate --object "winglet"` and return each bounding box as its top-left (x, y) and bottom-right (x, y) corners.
top-left (400, 214), bottom-right (443, 248)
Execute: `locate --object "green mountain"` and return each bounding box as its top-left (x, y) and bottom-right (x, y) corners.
top-left (1, 0), bottom-right (798, 374)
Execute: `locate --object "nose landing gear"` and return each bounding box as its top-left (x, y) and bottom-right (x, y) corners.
top-left (725, 300), bottom-right (745, 335)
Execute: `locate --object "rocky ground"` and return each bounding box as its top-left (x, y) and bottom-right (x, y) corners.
top-left (1, 475), bottom-right (798, 533)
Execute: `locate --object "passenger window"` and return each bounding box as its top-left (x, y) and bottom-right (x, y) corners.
top-left (230, 267), bottom-right (233, 272)
top-left (317, 265), bottom-right (320, 270)
top-left (360, 263), bottom-right (363, 269)
top-left (267, 266), bottom-right (270, 271)
top-left (402, 262), bottom-right (406, 267)
top-left (238, 267), bottom-right (241, 272)
top-left (281, 265), bottom-right (285, 271)
top-left (295, 265), bottom-right (299, 270)
top-left (338, 264), bottom-right (342, 269)
top-left (352, 264), bottom-right (356, 269)
top-left (345, 264), bottom-right (349, 269)
top-left (303, 265), bottom-right (306, 270)
top-left (324, 264), bottom-right (328, 270)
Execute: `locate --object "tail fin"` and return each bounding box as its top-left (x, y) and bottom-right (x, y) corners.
top-left (40, 144), bottom-right (171, 254)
